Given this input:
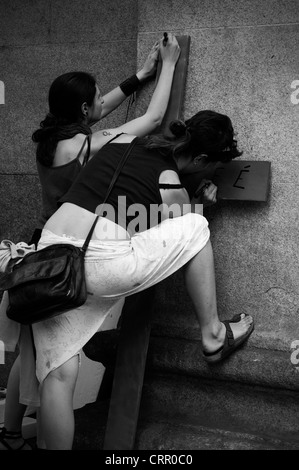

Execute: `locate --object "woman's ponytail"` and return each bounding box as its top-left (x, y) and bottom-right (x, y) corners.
top-left (142, 119), bottom-right (191, 158)
top-left (32, 114), bottom-right (91, 167)
top-left (32, 72), bottom-right (96, 167)
top-left (169, 119), bottom-right (188, 138)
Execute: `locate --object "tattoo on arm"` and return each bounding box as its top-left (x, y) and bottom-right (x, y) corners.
top-left (103, 131), bottom-right (112, 136)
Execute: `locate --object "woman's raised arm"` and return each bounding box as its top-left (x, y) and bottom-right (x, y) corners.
top-left (90, 34), bottom-right (180, 154)
top-left (99, 41), bottom-right (160, 119)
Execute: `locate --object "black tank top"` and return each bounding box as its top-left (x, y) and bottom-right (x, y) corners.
top-left (59, 137), bottom-right (179, 231)
top-left (36, 134), bottom-right (91, 227)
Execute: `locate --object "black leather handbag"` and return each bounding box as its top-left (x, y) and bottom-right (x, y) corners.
top-left (2, 243), bottom-right (87, 324)
top-left (0, 138), bottom-right (136, 324)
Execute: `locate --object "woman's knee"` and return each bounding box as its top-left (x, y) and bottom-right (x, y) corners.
top-left (45, 355), bottom-right (79, 386)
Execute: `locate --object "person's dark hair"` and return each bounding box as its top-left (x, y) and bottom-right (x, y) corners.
top-left (32, 72), bottom-right (96, 166)
top-left (143, 110), bottom-right (242, 163)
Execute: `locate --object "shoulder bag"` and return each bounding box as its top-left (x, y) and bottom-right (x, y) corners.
top-left (0, 138), bottom-right (136, 324)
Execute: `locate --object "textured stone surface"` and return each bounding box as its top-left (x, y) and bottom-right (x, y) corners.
top-left (0, 0), bottom-right (137, 46)
top-left (135, 2), bottom-right (299, 353)
top-left (136, 422), bottom-right (298, 450)
top-left (0, 174), bottom-right (41, 241)
top-left (51, 0), bottom-right (137, 43)
top-left (147, 336), bottom-right (299, 391)
top-left (140, 373), bottom-right (299, 444)
top-left (72, 372), bottom-right (299, 450)
top-left (136, 421), bottom-right (299, 451)
top-left (0, 41), bottom-right (137, 174)
top-left (0, 0), bottom-right (51, 46)
top-left (138, 0), bottom-right (299, 31)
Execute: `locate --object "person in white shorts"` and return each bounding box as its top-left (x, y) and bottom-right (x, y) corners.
top-left (32, 109), bottom-right (254, 449)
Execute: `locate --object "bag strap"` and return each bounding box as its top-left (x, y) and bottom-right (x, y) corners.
top-left (82, 133), bottom-right (91, 166)
top-left (29, 324), bottom-right (37, 360)
top-left (81, 137), bottom-right (137, 253)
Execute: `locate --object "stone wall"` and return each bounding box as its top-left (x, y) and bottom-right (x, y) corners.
top-left (136, 0), bottom-right (299, 351)
top-left (0, 0), bottom-right (138, 241)
top-left (0, 0), bottom-right (298, 354)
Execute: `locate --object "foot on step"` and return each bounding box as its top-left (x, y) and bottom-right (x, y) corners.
top-left (202, 313), bottom-right (254, 364)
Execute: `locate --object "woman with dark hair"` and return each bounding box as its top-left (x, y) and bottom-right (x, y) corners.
top-left (30, 38), bottom-right (178, 244)
top-left (146, 110), bottom-right (241, 161)
top-left (26, 110), bottom-right (254, 449)
top-left (0, 34), bottom-right (181, 451)
top-left (156, 110), bottom-right (243, 205)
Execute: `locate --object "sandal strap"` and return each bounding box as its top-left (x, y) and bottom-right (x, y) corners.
top-left (14, 439), bottom-right (29, 451)
top-left (0, 427), bottom-right (25, 451)
top-left (0, 427), bottom-right (22, 438)
top-left (222, 320), bottom-right (235, 347)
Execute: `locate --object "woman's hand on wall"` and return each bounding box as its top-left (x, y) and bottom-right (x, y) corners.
top-left (159, 33), bottom-right (180, 66)
top-left (137, 42), bottom-right (160, 81)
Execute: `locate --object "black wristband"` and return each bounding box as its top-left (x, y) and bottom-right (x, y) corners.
top-left (119, 74), bottom-right (140, 96)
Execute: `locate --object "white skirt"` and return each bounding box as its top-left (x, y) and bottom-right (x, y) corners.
top-left (1, 213), bottom-right (210, 405)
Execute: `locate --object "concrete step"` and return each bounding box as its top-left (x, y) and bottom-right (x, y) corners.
top-left (78, 296), bottom-right (299, 450)
top-left (135, 420), bottom-right (299, 451)
top-left (70, 269), bottom-right (299, 450)
top-left (74, 341), bottom-right (299, 450)
top-left (139, 371), bottom-right (299, 446)
top-left (73, 385), bottom-right (299, 450)
top-left (74, 328), bottom-right (299, 450)
top-left (146, 335), bottom-right (299, 392)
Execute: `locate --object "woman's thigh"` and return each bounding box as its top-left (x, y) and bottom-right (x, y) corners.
top-left (86, 213), bottom-right (210, 298)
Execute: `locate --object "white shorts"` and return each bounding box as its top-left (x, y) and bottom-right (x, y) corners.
top-left (4, 213), bottom-right (210, 403)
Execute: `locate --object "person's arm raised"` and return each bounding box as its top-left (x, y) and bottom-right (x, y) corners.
top-left (99, 42), bottom-right (160, 119)
top-left (117, 34), bottom-right (180, 135)
top-left (90, 34), bottom-right (180, 154)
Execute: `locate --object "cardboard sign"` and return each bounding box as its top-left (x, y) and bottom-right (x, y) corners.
top-left (214, 160), bottom-right (271, 201)
top-left (154, 35), bottom-right (191, 136)
top-left (181, 160), bottom-right (271, 202)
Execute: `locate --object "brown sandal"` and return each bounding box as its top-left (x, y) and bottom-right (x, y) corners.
top-left (203, 313), bottom-right (254, 364)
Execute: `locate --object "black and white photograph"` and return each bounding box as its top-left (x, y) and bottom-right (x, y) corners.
top-left (0, 0), bottom-right (298, 456)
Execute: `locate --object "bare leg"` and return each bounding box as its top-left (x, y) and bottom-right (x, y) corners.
top-left (3, 356), bottom-right (26, 430)
top-left (184, 240), bottom-right (253, 354)
top-left (40, 355), bottom-right (79, 450)
top-left (36, 408), bottom-right (46, 449)
top-left (0, 356), bottom-right (32, 450)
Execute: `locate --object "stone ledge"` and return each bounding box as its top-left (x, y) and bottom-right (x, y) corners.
top-left (140, 372), bottom-right (299, 445)
top-left (135, 420), bottom-right (299, 451)
top-left (72, 391), bottom-right (299, 450)
top-left (146, 335), bottom-right (299, 392)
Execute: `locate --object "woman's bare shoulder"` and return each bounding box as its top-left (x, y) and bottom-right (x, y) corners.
top-left (91, 128), bottom-right (135, 151)
top-left (53, 134), bottom-right (87, 166)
